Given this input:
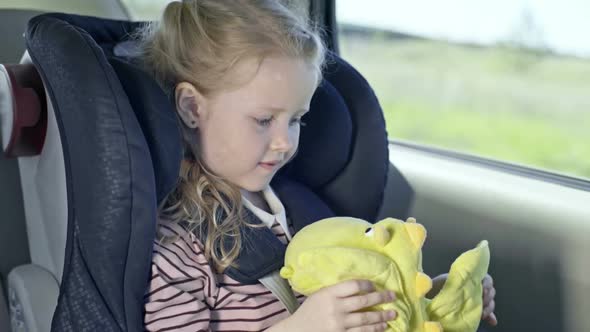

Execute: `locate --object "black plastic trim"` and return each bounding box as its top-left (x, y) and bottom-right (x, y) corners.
top-left (310, 0), bottom-right (338, 53)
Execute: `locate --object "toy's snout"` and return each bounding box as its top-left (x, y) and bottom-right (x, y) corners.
top-left (373, 225), bottom-right (391, 247)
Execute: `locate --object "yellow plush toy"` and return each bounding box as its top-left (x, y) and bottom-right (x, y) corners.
top-left (280, 217), bottom-right (490, 332)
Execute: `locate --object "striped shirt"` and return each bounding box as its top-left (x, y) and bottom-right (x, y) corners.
top-left (144, 187), bottom-right (302, 331)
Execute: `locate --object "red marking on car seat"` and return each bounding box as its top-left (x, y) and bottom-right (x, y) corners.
top-left (0, 63), bottom-right (47, 157)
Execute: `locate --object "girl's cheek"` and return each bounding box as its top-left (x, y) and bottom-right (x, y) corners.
top-left (291, 129), bottom-right (300, 146)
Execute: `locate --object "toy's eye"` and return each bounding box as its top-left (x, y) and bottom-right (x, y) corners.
top-left (365, 227), bottom-right (374, 236)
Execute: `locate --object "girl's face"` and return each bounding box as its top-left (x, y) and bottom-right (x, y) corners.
top-left (175, 56), bottom-right (318, 193)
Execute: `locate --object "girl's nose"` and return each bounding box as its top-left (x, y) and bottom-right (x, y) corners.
top-left (271, 125), bottom-right (294, 153)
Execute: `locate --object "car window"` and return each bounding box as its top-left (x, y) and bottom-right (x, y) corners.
top-left (0, 0), bottom-right (128, 18)
top-left (119, 0), bottom-right (172, 20)
top-left (337, 0), bottom-right (590, 180)
top-left (121, 0), bottom-right (309, 21)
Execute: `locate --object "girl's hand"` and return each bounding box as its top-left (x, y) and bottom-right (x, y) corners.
top-left (279, 280), bottom-right (397, 332)
top-left (482, 274), bottom-right (498, 326)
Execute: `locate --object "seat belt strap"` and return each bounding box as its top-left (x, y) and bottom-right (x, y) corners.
top-left (258, 270), bottom-right (300, 314)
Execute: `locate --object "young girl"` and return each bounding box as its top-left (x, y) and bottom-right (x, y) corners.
top-left (140, 1), bottom-right (496, 331)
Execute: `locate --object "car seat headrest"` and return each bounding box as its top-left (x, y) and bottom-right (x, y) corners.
top-left (285, 79), bottom-right (353, 188)
top-left (280, 54), bottom-right (389, 221)
top-left (109, 58), bottom-right (182, 204)
top-left (22, 12), bottom-right (183, 204)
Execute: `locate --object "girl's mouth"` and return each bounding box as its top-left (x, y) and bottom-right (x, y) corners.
top-left (259, 161), bottom-right (280, 170)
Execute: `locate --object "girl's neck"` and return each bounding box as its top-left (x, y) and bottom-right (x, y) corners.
top-left (241, 189), bottom-right (271, 213)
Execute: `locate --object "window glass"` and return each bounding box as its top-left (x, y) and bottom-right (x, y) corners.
top-left (337, 0), bottom-right (590, 179)
top-left (119, 0), bottom-right (172, 20)
top-left (121, 0), bottom-right (309, 21)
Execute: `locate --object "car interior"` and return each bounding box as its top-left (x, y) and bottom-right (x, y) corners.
top-left (1, 1), bottom-right (589, 332)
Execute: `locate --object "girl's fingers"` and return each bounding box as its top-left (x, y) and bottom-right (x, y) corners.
top-left (486, 312), bottom-right (498, 326)
top-left (481, 275), bottom-right (498, 326)
top-left (482, 275), bottom-right (494, 289)
top-left (481, 300), bottom-right (495, 319)
top-left (344, 310), bottom-right (396, 329)
top-left (327, 280), bottom-right (375, 298)
top-left (342, 290), bottom-right (396, 313)
top-left (483, 287), bottom-right (496, 304)
top-left (346, 322), bottom-right (389, 332)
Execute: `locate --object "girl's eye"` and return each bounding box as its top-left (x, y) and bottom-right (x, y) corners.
top-left (256, 117), bottom-right (273, 127)
top-left (290, 117), bottom-right (306, 127)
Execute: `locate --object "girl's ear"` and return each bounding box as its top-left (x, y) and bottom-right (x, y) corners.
top-left (175, 82), bottom-right (207, 128)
